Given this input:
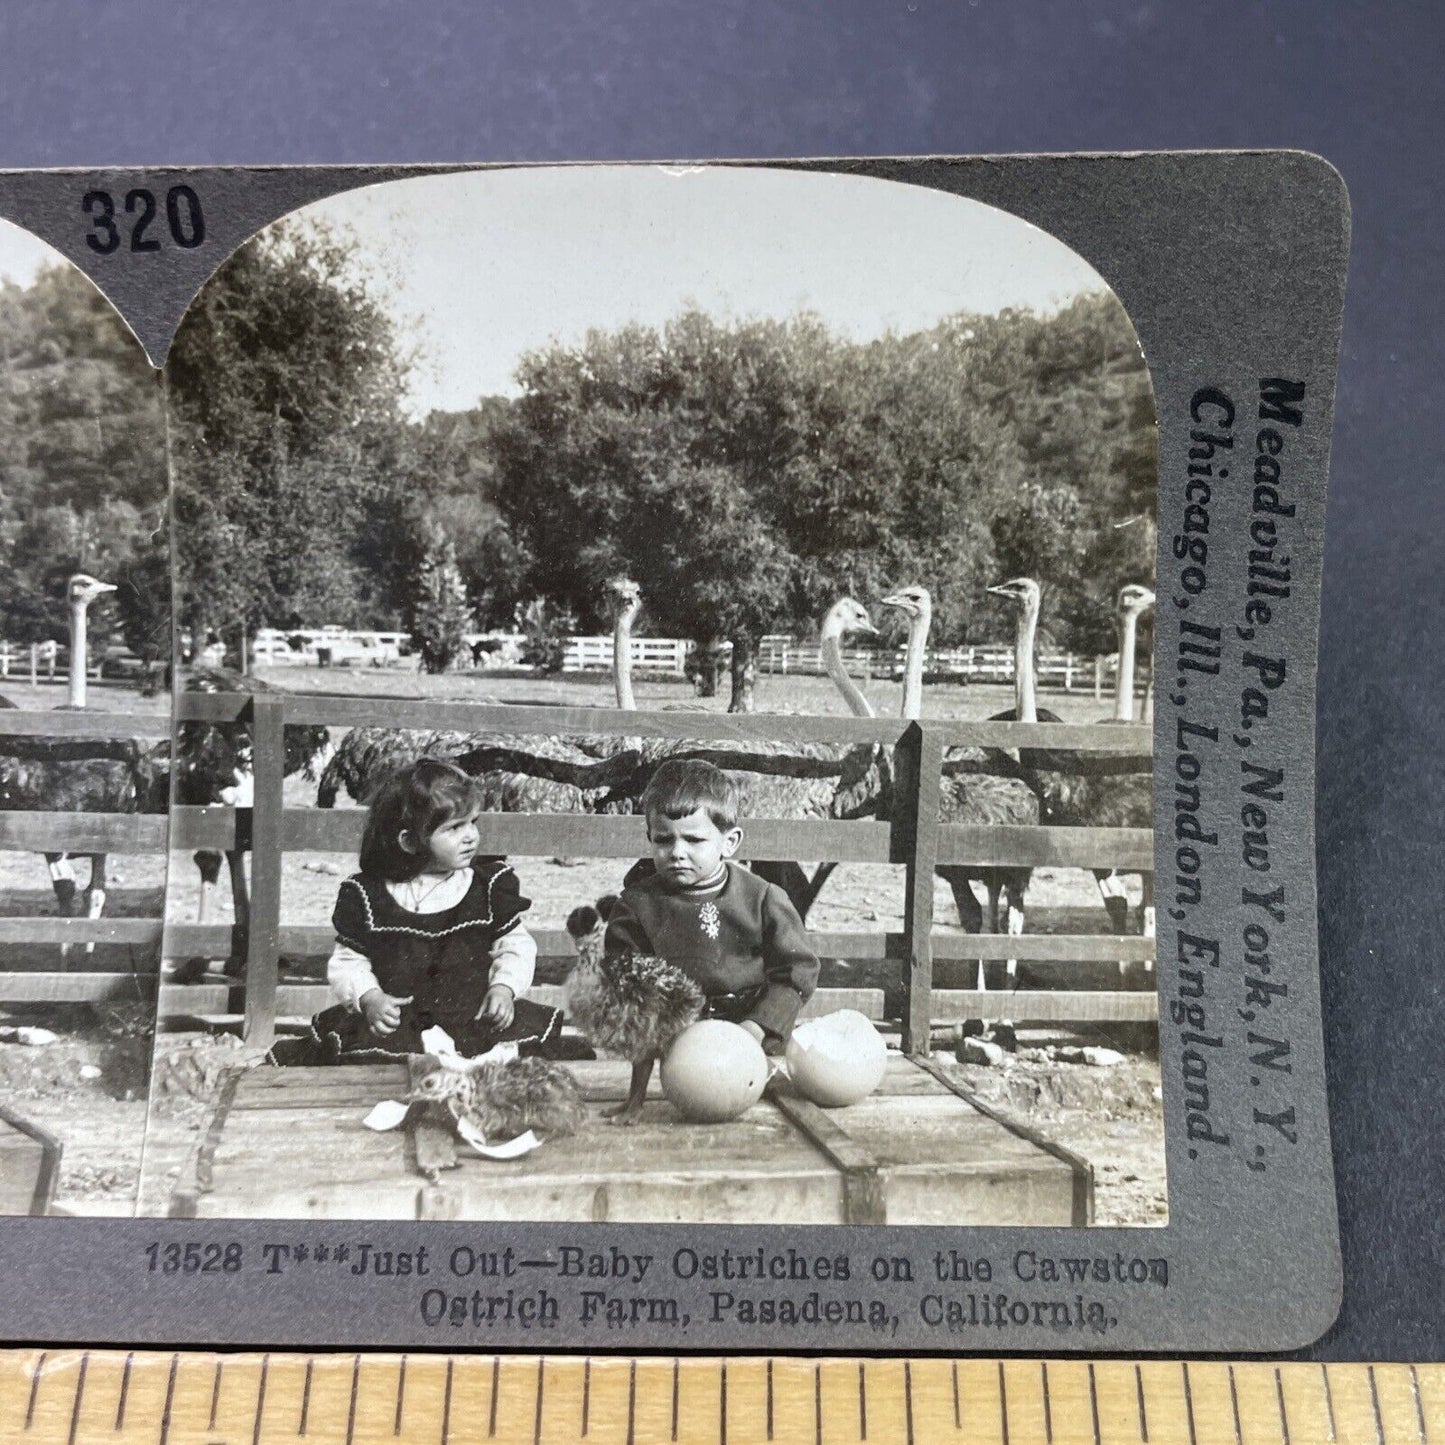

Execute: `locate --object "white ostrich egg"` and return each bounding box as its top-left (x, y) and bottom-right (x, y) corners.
top-left (786, 1010), bottom-right (888, 1108)
top-left (660, 1020), bottom-right (769, 1122)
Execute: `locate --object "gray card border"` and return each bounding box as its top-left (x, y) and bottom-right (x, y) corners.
top-left (0, 152), bottom-right (1349, 1354)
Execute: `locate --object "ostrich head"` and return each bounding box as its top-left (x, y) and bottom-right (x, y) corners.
top-left (880, 585), bottom-right (932, 627)
top-left (67, 574), bottom-right (116, 609)
top-left (605, 576), bottom-right (642, 619)
top-left (1118, 583), bottom-right (1156, 617)
top-left (986, 577), bottom-right (1042, 617)
top-left (819, 597), bottom-right (876, 643)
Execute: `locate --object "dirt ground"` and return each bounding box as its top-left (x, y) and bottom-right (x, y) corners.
top-left (4, 667), bottom-right (1165, 1224)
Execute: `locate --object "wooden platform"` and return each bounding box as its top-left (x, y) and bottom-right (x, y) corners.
top-left (170, 1055), bottom-right (1091, 1226)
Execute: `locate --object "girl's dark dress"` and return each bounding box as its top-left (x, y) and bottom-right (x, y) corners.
top-left (282, 857), bottom-right (562, 1063)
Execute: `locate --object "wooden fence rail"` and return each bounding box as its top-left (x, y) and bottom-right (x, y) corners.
top-left (0, 709), bottom-right (169, 1007)
top-left (166, 693), bottom-right (1157, 1051)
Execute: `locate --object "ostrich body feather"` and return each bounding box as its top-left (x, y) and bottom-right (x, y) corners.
top-left (565, 952), bottom-right (705, 1064)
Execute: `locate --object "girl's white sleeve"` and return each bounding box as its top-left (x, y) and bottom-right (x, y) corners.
top-left (488, 924), bottom-right (537, 996)
top-left (328, 942), bottom-right (381, 1011)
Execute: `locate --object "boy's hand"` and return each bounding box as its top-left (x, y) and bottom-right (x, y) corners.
top-left (476, 984), bottom-right (515, 1029)
top-left (360, 988), bottom-right (412, 1038)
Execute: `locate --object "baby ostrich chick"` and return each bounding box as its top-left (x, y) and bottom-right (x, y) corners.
top-left (409, 1055), bottom-right (585, 1142)
top-left (564, 897), bottom-right (704, 1125)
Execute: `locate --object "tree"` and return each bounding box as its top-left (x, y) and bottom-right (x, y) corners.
top-left (404, 521), bottom-right (473, 674)
top-left (166, 219), bottom-right (412, 658)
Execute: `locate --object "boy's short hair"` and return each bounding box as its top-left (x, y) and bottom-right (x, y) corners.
top-left (360, 756), bottom-right (480, 880)
top-left (640, 758), bottom-right (740, 831)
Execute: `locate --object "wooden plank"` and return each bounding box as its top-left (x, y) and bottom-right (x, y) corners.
top-left (167, 806), bottom-right (242, 851)
top-left (899, 723), bottom-right (943, 1053)
top-left (284, 811), bottom-right (893, 860)
top-left (935, 823), bottom-right (1154, 869)
top-left (0, 917), bottom-right (163, 945)
top-left (164, 923), bottom-right (1155, 966)
top-left (0, 813), bottom-right (168, 852)
top-left (929, 989), bottom-right (1158, 1023)
top-left (765, 1079), bottom-right (886, 1224)
top-left (0, 1106), bottom-right (61, 1216)
top-left (910, 1054), bottom-right (1094, 1226)
top-left (0, 971), bottom-right (157, 1003)
top-left (0, 709), bottom-right (171, 740)
top-left (932, 933), bottom-right (1157, 963)
top-left (243, 697), bottom-right (285, 1049)
top-left (176, 689), bottom-right (1152, 752)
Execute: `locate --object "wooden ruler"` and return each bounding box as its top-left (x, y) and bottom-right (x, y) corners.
top-left (1, 1351), bottom-right (1440, 1444)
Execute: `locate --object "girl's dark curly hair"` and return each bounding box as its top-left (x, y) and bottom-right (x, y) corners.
top-left (359, 756), bottom-right (480, 881)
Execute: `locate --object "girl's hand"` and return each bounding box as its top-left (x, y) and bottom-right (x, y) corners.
top-left (360, 988), bottom-right (412, 1037)
top-left (476, 984), bottom-right (515, 1029)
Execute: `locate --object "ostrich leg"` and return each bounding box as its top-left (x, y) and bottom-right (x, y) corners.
top-left (81, 852), bottom-right (106, 955)
top-left (224, 848), bottom-right (250, 977)
top-left (601, 1058), bottom-right (654, 1125)
top-left (46, 854), bottom-right (78, 963)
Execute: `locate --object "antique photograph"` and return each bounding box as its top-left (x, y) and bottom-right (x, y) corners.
top-left (0, 219), bottom-right (171, 1216)
top-left (139, 165), bottom-right (1162, 1227)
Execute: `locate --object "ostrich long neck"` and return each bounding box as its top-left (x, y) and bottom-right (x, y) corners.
top-left (821, 629), bottom-right (875, 718)
top-left (900, 611), bottom-right (930, 721)
top-left (69, 597), bottom-right (91, 709)
top-left (613, 602), bottom-right (638, 711)
top-left (1014, 601), bottom-right (1039, 724)
top-left (1115, 607), bottom-right (1139, 722)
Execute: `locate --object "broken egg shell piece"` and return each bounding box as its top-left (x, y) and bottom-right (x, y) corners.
top-left (458, 1122), bottom-right (542, 1160)
top-left (362, 1098), bottom-right (411, 1132)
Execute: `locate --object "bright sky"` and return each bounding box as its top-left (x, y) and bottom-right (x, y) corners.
top-left (289, 165), bottom-right (1111, 415)
top-left (0, 217), bottom-right (60, 288)
top-left (0, 170), bottom-right (1114, 415)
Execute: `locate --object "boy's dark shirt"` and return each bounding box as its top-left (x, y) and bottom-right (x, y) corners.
top-left (604, 860), bottom-right (819, 1039)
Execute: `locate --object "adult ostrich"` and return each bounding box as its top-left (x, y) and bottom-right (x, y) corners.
top-left (607, 589), bottom-right (880, 920)
top-left (879, 585), bottom-right (1042, 964)
top-left (0, 575), bottom-right (169, 947)
top-left (982, 580), bottom-right (1150, 942)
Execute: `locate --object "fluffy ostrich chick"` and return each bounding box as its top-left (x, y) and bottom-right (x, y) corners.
top-left (408, 1055), bottom-right (585, 1142)
top-left (564, 898), bottom-right (705, 1125)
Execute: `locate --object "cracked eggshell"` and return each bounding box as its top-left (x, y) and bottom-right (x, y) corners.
top-left (785, 1009), bottom-right (888, 1107)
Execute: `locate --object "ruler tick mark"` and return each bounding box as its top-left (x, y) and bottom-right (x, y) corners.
top-left (210, 1359), bottom-right (224, 1431)
top-left (1041, 1362), bottom-right (1052, 1444)
top-left (814, 1364), bottom-right (822, 1445)
top-left (766, 1359), bottom-right (773, 1441)
top-left (582, 1358), bottom-right (590, 1437)
top-left (488, 1358), bottom-right (499, 1438)
top-left (1276, 1367), bottom-right (1292, 1445)
top-left (1322, 1364), bottom-right (1338, 1442)
top-left (534, 1357), bottom-right (545, 1445)
top-left (254, 1355), bottom-right (270, 1445)
top-left (395, 1355), bottom-right (406, 1435)
top-left (671, 1358), bottom-right (680, 1442)
top-left (998, 1361), bottom-right (1010, 1445)
top-left (1368, 1365), bottom-right (1384, 1445)
top-left (116, 1352), bottom-right (134, 1433)
top-left (1182, 1363), bottom-right (1198, 1445)
top-left (440, 1359), bottom-right (453, 1445)
top-left (1228, 1364), bottom-right (1242, 1445)
top-left (24, 1351), bottom-right (46, 1430)
top-left (720, 1359), bottom-right (728, 1445)
top-left (298, 1359), bottom-right (313, 1437)
top-left (345, 1356), bottom-right (360, 1445)
top-left (66, 1353), bottom-right (89, 1445)
top-left (1136, 1363), bottom-right (1148, 1443)
top-left (627, 1359), bottom-right (637, 1445)
top-left (1086, 1363), bottom-right (1100, 1445)
top-left (904, 1361), bottom-right (915, 1445)
top-left (1412, 1364), bottom-right (1428, 1443)
top-left (859, 1360), bottom-right (868, 1439)
top-left (952, 1361), bottom-right (960, 1432)
top-left (159, 1354), bottom-right (178, 1445)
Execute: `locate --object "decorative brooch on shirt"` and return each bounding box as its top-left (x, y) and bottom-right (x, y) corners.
top-left (698, 902), bottom-right (721, 940)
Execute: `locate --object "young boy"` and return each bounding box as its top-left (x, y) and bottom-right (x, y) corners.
top-left (604, 758), bottom-right (820, 1083)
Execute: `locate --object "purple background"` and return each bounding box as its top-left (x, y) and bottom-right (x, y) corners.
top-left (2, 0), bottom-right (1440, 1360)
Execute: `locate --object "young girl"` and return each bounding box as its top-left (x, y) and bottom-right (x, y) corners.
top-left (284, 757), bottom-right (562, 1063)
